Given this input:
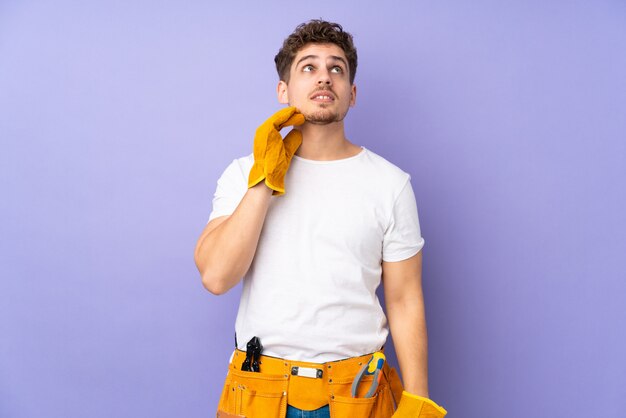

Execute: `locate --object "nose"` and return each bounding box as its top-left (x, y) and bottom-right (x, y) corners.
top-left (317, 68), bottom-right (332, 86)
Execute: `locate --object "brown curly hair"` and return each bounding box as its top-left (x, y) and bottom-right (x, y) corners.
top-left (275, 19), bottom-right (358, 85)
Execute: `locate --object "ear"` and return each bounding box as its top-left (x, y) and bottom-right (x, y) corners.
top-left (349, 83), bottom-right (357, 107)
top-left (277, 80), bottom-right (289, 105)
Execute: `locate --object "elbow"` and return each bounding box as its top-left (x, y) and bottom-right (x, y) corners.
top-left (195, 250), bottom-right (240, 296)
top-left (194, 247), bottom-right (224, 296)
top-left (201, 270), bottom-right (225, 295)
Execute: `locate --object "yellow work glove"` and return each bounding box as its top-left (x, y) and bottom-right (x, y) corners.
top-left (392, 391), bottom-right (447, 418)
top-left (248, 106), bottom-right (305, 196)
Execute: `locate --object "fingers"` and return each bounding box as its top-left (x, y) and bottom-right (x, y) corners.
top-left (269, 106), bottom-right (305, 130)
top-left (280, 112), bottom-right (305, 129)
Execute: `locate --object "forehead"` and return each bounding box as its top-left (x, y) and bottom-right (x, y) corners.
top-left (292, 43), bottom-right (348, 65)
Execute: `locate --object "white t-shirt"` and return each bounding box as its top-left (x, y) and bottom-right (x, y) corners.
top-left (207, 146), bottom-right (425, 362)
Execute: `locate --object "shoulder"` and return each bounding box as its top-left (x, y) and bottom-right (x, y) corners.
top-left (220, 152), bottom-right (254, 180)
top-left (232, 152), bottom-right (254, 169)
top-left (237, 152), bottom-right (255, 166)
top-left (362, 147), bottom-right (411, 187)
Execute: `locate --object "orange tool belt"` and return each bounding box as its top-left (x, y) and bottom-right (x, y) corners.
top-left (216, 347), bottom-right (405, 418)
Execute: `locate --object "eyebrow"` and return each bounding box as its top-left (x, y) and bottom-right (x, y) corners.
top-left (295, 55), bottom-right (348, 69)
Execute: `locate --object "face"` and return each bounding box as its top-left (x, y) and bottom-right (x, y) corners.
top-left (277, 43), bottom-right (356, 125)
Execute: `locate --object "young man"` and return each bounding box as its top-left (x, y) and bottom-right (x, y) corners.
top-left (194, 19), bottom-right (447, 418)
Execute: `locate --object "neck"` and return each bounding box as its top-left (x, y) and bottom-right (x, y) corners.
top-left (293, 121), bottom-right (359, 161)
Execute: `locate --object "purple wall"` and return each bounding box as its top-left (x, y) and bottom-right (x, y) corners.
top-left (1, 1), bottom-right (625, 417)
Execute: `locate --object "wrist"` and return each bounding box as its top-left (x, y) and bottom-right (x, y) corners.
top-left (251, 181), bottom-right (273, 194)
top-left (403, 389), bottom-right (429, 399)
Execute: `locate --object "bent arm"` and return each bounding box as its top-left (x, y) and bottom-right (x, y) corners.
top-left (194, 182), bottom-right (273, 295)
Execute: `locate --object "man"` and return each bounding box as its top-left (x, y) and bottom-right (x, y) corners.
top-left (194, 19), bottom-right (447, 418)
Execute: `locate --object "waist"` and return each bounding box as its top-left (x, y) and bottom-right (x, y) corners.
top-left (227, 346), bottom-right (391, 410)
top-left (230, 347), bottom-right (386, 378)
top-left (234, 313), bottom-right (389, 363)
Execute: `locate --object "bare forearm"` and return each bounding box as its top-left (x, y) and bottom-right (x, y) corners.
top-left (387, 300), bottom-right (429, 397)
top-left (196, 182), bottom-right (273, 294)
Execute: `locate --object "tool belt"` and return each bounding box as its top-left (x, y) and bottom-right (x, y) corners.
top-left (216, 347), bottom-right (404, 418)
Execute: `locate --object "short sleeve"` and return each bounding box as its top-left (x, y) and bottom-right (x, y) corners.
top-left (382, 176), bottom-right (425, 262)
top-left (207, 158), bottom-right (248, 223)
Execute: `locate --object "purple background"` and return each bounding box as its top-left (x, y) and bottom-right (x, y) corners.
top-left (1, 1), bottom-right (625, 417)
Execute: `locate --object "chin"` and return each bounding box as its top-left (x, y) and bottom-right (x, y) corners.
top-left (304, 108), bottom-right (348, 124)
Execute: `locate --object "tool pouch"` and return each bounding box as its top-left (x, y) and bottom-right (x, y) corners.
top-left (216, 367), bottom-right (288, 418)
top-left (325, 358), bottom-right (403, 418)
top-left (216, 349), bottom-right (405, 418)
top-left (382, 365), bottom-right (404, 410)
top-left (327, 371), bottom-right (390, 418)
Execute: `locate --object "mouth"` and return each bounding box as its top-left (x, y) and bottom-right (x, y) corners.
top-left (310, 91), bottom-right (335, 103)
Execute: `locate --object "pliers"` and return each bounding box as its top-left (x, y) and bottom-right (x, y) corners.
top-left (351, 352), bottom-right (386, 398)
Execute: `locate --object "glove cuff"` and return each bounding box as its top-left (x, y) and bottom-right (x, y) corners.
top-left (264, 177), bottom-right (285, 196)
top-left (401, 391), bottom-right (448, 416)
top-left (248, 161), bottom-right (266, 189)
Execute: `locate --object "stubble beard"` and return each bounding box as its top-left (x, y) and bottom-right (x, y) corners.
top-left (304, 103), bottom-right (349, 125)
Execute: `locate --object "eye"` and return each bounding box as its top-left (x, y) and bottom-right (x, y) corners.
top-left (331, 66), bottom-right (343, 73)
top-left (303, 64), bottom-right (314, 72)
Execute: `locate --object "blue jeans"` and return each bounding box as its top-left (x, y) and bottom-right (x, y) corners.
top-left (286, 403), bottom-right (330, 418)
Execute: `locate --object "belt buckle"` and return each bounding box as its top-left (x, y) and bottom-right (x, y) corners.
top-left (291, 366), bottom-right (323, 379)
